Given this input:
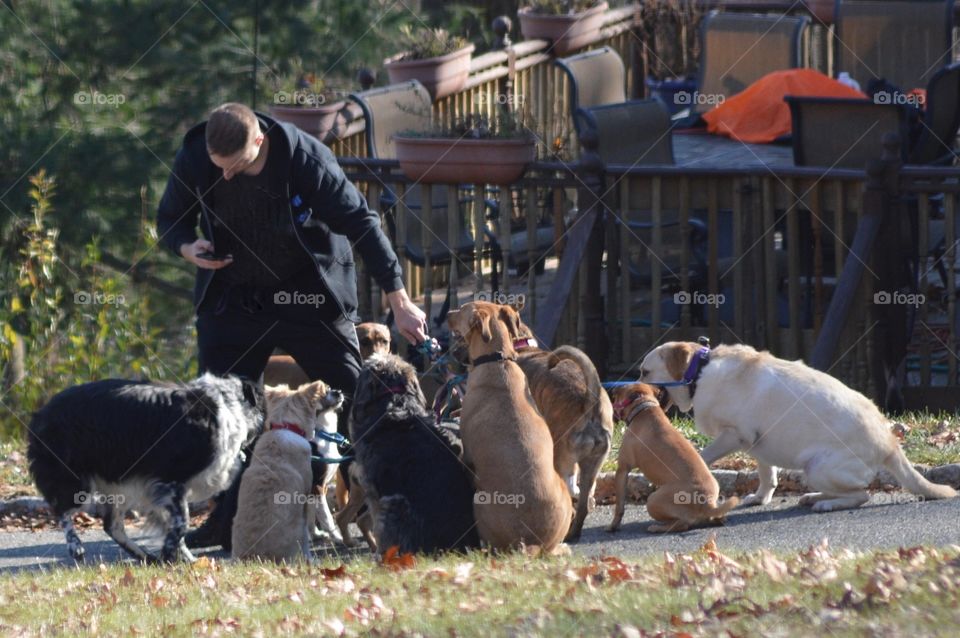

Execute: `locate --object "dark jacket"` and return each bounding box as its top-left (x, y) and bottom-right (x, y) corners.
top-left (156, 112), bottom-right (403, 321)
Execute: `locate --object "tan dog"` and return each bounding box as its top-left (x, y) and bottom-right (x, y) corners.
top-left (448, 302), bottom-right (572, 554)
top-left (231, 381), bottom-right (343, 562)
top-left (641, 342), bottom-right (958, 511)
top-left (608, 382), bottom-right (737, 533)
top-left (503, 307), bottom-right (612, 541)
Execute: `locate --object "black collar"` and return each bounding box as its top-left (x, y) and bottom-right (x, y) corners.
top-left (472, 351), bottom-right (515, 366)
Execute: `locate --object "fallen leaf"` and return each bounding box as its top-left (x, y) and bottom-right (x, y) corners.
top-left (120, 568), bottom-right (136, 587)
top-left (321, 564), bottom-right (347, 580)
top-left (192, 556), bottom-right (213, 571)
top-left (381, 546), bottom-right (416, 571)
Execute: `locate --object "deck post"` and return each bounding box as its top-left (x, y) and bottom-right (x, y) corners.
top-left (578, 125), bottom-right (608, 376)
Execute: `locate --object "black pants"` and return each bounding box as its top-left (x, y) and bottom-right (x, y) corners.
top-left (194, 305), bottom-right (361, 544)
top-left (196, 308), bottom-right (362, 436)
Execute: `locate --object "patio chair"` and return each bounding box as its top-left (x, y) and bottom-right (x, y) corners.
top-left (555, 47), bottom-right (626, 132)
top-left (349, 80), bottom-right (496, 318)
top-left (909, 62), bottom-right (960, 165)
top-left (786, 96), bottom-right (911, 167)
top-left (577, 99), bottom-right (709, 306)
top-left (697, 11), bottom-right (810, 114)
top-left (834, 0), bottom-right (955, 93)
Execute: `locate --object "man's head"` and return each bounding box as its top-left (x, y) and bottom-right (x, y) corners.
top-left (205, 103), bottom-right (264, 180)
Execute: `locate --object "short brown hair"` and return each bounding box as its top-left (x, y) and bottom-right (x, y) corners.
top-left (205, 103), bottom-right (259, 157)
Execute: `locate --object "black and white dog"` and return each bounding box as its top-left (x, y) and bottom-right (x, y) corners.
top-left (27, 373), bottom-right (264, 563)
top-left (350, 354), bottom-right (479, 555)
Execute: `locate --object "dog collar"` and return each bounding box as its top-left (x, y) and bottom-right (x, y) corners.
top-left (613, 398), bottom-right (660, 423)
top-left (270, 421), bottom-right (308, 438)
top-left (682, 346), bottom-right (710, 399)
top-left (472, 351), bottom-right (515, 366)
top-left (513, 337), bottom-right (538, 350)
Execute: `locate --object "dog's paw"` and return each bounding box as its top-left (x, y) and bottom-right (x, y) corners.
top-left (798, 492), bottom-right (823, 507)
top-left (811, 500), bottom-right (837, 512)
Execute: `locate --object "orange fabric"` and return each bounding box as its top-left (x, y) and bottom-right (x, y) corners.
top-left (702, 69), bottom-right (867, 143)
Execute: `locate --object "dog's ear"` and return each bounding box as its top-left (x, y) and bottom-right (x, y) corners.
top-left (498, 306), bottom-right (522, 340)
top-left (654, 385), bottom-right (673, 411)
top-left (302, 380), bottom-right (327, 405)
top-left (470, 307), bottom-right (493, 343)
top-left (663, 343), bottom-right (694, 381)
top-left (240, 377), bottom-right (264, 409)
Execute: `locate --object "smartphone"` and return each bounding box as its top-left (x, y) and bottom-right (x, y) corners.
top-left (196, 250), bottom-right (232, 261)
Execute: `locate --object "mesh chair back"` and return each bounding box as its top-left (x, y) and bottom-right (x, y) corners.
top-left (835, 0), bottom-right (955, 91)
top-left (787, 96), bottom-right (910, 168)
top-left (910, 63), bottom-right (960, 165)
top-left (349, 80), bottom-right (432, 160)
top-left (698, 11), bottom-right (810, 114)
top-left (575, 100), bottom-right (674, 166)
top-left (555, 46), bottom-right (627, 119)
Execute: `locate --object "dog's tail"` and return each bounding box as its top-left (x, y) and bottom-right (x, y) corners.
top-left (884, 446), bottom-right (957, 499)
top-left (377, 494), bottom-right (422, 554)
top-left (549, 346), bottom-right (605, 421)
top-left (704, 495), bottom-right (740, 520)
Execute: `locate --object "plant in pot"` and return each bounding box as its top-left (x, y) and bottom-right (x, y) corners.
top-left (517, 0), bottom-right (610, 56)
top-left (269, 71), bottom-right (348, 143)
top-left (393, 106), bottom-right (537, 185)
top-left (384, 26), bottom-right (475, 101)
top-left (639, 0), bottom-right (703, 115)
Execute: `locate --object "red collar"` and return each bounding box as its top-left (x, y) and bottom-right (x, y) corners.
top-left (270, 421), bottom-right (308, 438)
top-left (513, 337), bottom-right (538, 350)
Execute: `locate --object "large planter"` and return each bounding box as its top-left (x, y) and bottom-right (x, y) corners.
top-left (394, 135), bottom-right (536, 185)
top-left (384, 44), bottom-right (475, 101)
top-left (271, 100), bottom-right (347, 143)
top-left (518, 2), bottom-right (609, 56)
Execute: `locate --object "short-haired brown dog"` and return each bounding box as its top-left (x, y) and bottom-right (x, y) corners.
top-left (502, 304), bottom-right (612, 542)
top-left (608, 382), bottom-right (738, 533)
top-left (448, 302), bottom-right (572, 555)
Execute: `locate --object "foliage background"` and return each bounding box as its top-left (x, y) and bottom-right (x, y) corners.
top-left (0, 0), bottom-right (522, 438)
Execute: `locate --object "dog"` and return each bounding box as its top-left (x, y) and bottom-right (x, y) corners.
top-left (448, 302), bottom-right (573, 555)
top-left (502, 304), bottom-right (612, 541)
top-left (27, 374), bottom-right (264, 563)
top-left (349, 353), bottom-right (479, 555)
top-left (608, 382), bottom-right (738, 533)
top-left (231, 380), bottom-right (343, 562)
top-left (640, 342), bottom-right (958, 511)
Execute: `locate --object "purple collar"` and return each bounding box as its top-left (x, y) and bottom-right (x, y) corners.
top-left (648, 346), bottom-right (710, 397)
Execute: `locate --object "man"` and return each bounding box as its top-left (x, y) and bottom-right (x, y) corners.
top-left (157, 102), bottom-right (426, 549)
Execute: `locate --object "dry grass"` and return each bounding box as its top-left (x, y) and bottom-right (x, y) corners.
top-left (1, 542), bottom-right (959, 636)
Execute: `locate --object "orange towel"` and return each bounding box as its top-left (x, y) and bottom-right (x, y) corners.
top-left (702, 69), bottom-right (867, 143)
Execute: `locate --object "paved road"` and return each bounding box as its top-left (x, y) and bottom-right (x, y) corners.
top-left (2, 493), bottom-right (959, 573)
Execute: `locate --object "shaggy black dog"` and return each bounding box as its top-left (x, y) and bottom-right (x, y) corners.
top-left (350, 354), bottom-right (479, 555)
top-left (27, 374), bottom-right (264, 563)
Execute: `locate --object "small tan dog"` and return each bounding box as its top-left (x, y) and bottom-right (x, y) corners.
top-left (448, 301), bottom-right (572, 555)
top-left (231, 381), bottom-right (343, 562)
top-left (504, 307), bottom-right (612, 541)
top-left (608, 382), bottom-right (738, 533)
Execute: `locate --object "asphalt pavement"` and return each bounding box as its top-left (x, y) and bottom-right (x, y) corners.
top-left (2, 493), bottom-right (959, 573)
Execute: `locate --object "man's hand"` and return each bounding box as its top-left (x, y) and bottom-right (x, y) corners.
top-left (387, 289), bottom-right (427, 345)
top-left (180, 239), bottom-right (233, 270)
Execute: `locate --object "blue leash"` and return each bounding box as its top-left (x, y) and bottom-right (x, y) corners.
top-left (311, 454), bottom-right (354, 463)
top-left (315, 430), bottom-right (349, 445)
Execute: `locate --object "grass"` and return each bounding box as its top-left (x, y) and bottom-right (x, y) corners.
top-left (603, 411), bottom-right (960, 474)
top-left (1, 543), bottom-right (960, 636)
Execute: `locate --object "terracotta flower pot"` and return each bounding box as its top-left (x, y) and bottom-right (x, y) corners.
top-left (802, 0), bottom-right (835, 24)
top-left (518, 2), bottom-right (609, 56)
top-left (384, 44), bottom-right (475, 101)
top-left (270, 100), bottom-right (347, 143)
top-left (394, 136), bottom-right (536, 185)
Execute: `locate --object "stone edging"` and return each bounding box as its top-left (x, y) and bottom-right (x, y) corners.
top-left (593, 463), bottom-right (960, 505)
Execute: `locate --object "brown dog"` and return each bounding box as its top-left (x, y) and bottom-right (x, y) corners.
top-left (503, 306), bottom-right (612, 541)
top-left (448, 302), bottom-right (572, 554)
top-left (608, 382), bottom-right (738, 533)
